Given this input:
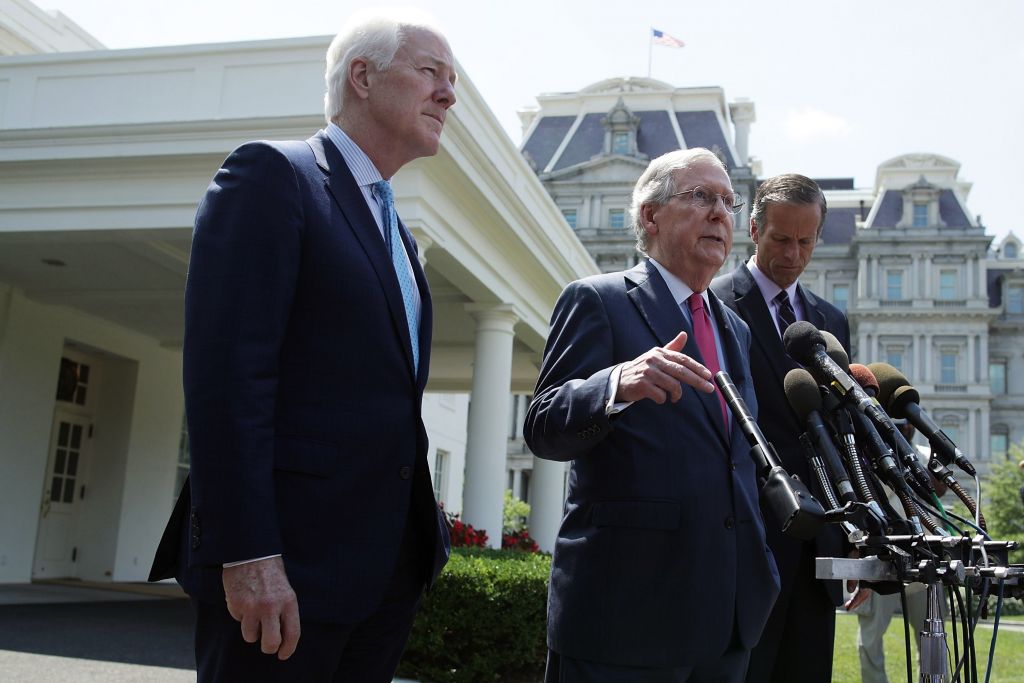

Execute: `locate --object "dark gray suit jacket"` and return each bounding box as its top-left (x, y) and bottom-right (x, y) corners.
top-left (524, 260), bottom-right (780, 668)
top-left (712, 262), bottom-right (851, 606)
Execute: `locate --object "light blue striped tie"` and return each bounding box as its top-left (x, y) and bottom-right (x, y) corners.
top-left (373, 180), bottom-right (419, 374)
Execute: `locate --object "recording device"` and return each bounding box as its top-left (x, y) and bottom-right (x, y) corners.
top-left (869, 362), bottom-right (978, 477)
top-left (783, 322), bottom-right (887, 427)
top-left (783, 368), bottom-right (858, 505)
top-left (714, 370), bottom-right (825, 540)
top-left (849, 364), bottom-right (935, 498)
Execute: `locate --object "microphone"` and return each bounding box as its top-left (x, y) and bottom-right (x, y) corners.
top-left (784, 368), bottom-right (858, 505)
top-left (850, 364), bottom-right (935, 498)
top-left (820, 330), bottom-right (850, 371)
top-left (868, 363), bottom-right (977, 477)
top-left (783, 322), bottom-right (887, 427)
top-left (714, 371), bottom-right (825, 540)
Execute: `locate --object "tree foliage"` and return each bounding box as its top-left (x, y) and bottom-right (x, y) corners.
top-left (981, 442), bottom-right (1024, 563)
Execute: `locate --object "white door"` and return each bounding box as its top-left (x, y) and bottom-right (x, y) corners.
top-left (33, 411), bottom-right (91, 578)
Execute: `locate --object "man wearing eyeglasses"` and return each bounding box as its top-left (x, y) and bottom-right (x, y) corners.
top-left (711, 174), bottom-right (851, 683)
top-left (525, 148), bottom-right (780, 682)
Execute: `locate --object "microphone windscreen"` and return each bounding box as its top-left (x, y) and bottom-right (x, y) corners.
top-left (783, 321), bottom-right (824, 364)
top-left (783, 368), bottom-right (823, 419)
top-left (889, 384), bottom-right (921, 419)
top-left (821, 331), bottom-right (850, 372)
top-left (867, 362), bottom-right (910, 407)
top-left (849, 363), bottom-right (879, 396)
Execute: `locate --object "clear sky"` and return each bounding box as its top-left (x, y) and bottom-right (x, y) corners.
top-left (38, 0), bottom-right (1024, 243)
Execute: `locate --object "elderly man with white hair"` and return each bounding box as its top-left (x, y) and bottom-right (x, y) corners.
top-left (150, 10), bottom-right (456, 681)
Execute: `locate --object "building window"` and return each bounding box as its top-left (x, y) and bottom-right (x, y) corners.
top-left (176, 414), bottom-right (190, 498)
top-left (1005, 243), bottom-right (1018, 259)
top-left (608, 209), bottom-right (625, 229)
top-left (520, 469), bottom-right (532, 504)
top-left (832, 284), bottom-right (849, 313)
top-left (990, 361), bottom-right (1007, 394)
top-left (562, 209), bottom-right (577, 229)
top-left (886, 270), bottom-right (903, 300)
top-left (941, 422), bottom-right (959, 446)
top-left (912, 203), bottom-right (929, 227)
top-left (940, 351), bottom-right (957, 384)
top-left (886, 347), bottom-right (905, 373)
top-left (938, 270), bottom-right (957, 300)
top-left (990, 432), bottom-right (1008, 461)
top-left (1007, 285), bottom-right (1024, 314)
top-left (612, 132), bottom-right (630, 155)
top-left (433, 449), bottom-right (449, 502)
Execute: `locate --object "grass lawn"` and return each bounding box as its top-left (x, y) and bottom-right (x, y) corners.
top-left (833, 611), bottom-right (1024, 682)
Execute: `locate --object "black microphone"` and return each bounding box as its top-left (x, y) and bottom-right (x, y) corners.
top-left (850, 364), bottom-right (935, 498)
top-left (784, 368), bottom-right (858, 505)
top-left (783, 322), bottom-right (887, 427)
top-left (868, 362), bottom-right (977, 477)
top-left (714, 371), bottom-right (825, 540)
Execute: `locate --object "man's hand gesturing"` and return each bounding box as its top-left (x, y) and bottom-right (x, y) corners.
top-left (616, 331), bottom-right (715, 404)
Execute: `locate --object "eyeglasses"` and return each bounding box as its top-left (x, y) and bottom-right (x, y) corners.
top-left (670, 186), bottom-right (744, 214)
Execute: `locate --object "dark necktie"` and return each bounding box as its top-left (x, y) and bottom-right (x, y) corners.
top-left (687, 293), bottom-right (729, 431)
top-left (372, 180), bottom-right (419, 374)
top-left (774, 290), bottom-right (797, 335)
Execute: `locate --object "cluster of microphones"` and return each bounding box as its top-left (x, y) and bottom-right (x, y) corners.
top-left (715, 321), bottom-right (983, 542)
top-left (715, 321), bottom-right (1021, 683)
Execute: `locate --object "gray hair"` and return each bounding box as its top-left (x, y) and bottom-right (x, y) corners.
top-left (750, 173), bottom-right (827, 236)
top-left (324, 9), bottom-right (445, 123)
top-left (629, 148), bottom-right (727, 254)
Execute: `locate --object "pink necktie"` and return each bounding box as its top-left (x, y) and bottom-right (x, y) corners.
top-left (687, 293), bottom-right (729, 432)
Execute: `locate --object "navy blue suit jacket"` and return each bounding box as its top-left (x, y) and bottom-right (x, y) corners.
top-left (524, 260), bottom-right (780, 668)
top-left (711, 262), bottom-right (851, 606)
top-left (151, 131), bottom-right (449, 624)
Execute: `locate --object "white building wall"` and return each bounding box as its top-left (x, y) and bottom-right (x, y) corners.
top-left (0, 284), bottom-right (182, 583)
top-left (421, 393), bottom-right (469, 515)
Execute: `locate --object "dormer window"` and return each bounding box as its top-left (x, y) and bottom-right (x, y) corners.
top-left (1005, 242), bottom-right (1018, 259)
top-left (912, 203), bottom-right (928, 227)
top-left (898, 175), bottom-right (943, 228)
top-left (612, 132), bottom-right (630, 155)
top-left (600, 97), bottom-right (643, 159)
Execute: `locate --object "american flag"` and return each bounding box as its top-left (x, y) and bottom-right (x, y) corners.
top-left (651, 28), bottom-right (684, 48)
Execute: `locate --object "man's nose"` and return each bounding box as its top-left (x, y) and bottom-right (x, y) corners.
top-left (435, 80), bottom-right (456, 108)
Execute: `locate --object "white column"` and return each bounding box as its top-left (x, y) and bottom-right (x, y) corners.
top-left (967, 336), bottom-right (975, 383)
top-left (977, 254), bottom-right (986, 299)
top-left (462, 304), bottom-right (519, 548)
top-left (857, 257), bottom-right (867, 299)
top-left (925, 334), bottom-right (933, 382)
top-left (529, 457), bottom-right (565, 553)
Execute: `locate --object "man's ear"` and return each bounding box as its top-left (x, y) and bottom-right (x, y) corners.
top-left (641, 203), bottom-right (658, 237)
top-left (749, 217), bottom-right (759, 244)
top-left (348, 57), bottom-right (372, 101)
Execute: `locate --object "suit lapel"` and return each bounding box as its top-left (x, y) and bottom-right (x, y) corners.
top-left (307, 131), bottom-right (418, 381)
top-left (732, 264), bottom-right (792, 391)
top-left (797, 284), bottom-right (827, 332)
top-left (626, 261), bottom-right (729, 447)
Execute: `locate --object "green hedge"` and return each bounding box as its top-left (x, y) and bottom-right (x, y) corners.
top-left (396, 547), bottom-right (551, 683)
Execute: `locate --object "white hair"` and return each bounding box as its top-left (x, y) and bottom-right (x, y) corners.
top-left (628, 148), bottom-right (727, 254)
top-left (324, 7), bottom-right (446, 123)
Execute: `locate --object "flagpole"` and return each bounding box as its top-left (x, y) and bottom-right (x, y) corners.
top-left (647, 28), bottom-right (652, 78)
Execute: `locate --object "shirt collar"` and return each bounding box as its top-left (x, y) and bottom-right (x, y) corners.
top-left (647, 257), bottom-right (708, 309)
top-left (325, 122), bottom-right (384, 189)
top-left (747, 256), bottom-right (799, 304)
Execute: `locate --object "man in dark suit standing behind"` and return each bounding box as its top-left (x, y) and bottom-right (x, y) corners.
top-left (712, 174), bottom-right (851, 683)
top-left (525, 148), bottom-right (780, 682)
top-left (149, 11), bottom-right (457, 682)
